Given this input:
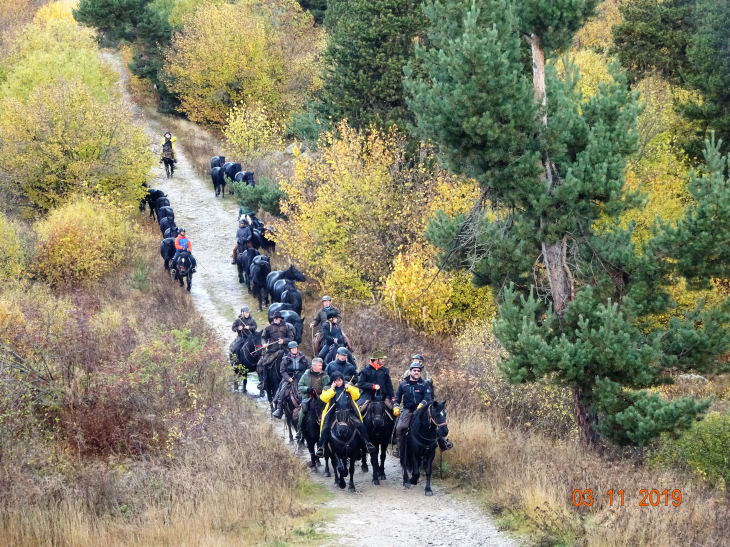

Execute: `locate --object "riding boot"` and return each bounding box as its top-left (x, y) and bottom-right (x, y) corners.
top-left (316, 429), bottom-right (329, 457)
top-left (271, 395), bottom-right (284, 419)
top-left (355, 421), bottom-right (375, 453)
top-left (256, 361), bottom-right (265, 391)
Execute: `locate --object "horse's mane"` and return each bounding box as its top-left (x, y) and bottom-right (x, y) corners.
top-left (410, 403), bottom-right (431, 432)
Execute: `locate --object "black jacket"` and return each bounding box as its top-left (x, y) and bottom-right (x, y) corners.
top-left (232, 315), bottom-right (257, 336)
top-left (321, 321), bottom-right (342, 345)
top-left (262, 321), bottom-right (294, 352)
top-left (280, 352), bottom-right (310, 382)
top-left (236, 225), bottom-right (252, 242)
top-left (357, 363), bottom-right (395, 400)
top-left (325, 359), bottom-right (358, 383)
top-left (395, 377), bottom-right (433, 411)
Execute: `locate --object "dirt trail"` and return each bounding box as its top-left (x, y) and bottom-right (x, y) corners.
top-left (105, 52), bottom-right (518, 547)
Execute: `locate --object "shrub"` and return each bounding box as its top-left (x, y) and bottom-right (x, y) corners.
top-left (224, 101), bottom-right (284, 160)
top-left (0, 214), bottom-right (27, 281)
top-left (34, 199), bottom-right (139, 285)
top-left (231, 176), bottom-right (285, 218)
top-left (652, 411), bottom-right (730, 488)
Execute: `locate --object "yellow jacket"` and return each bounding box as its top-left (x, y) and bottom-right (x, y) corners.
top-left (160, 136), bottom-right (177, 160)
top-left (320, 384), bottom-right (363, 433)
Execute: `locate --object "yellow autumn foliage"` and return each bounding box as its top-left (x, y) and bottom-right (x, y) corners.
top-left (34, 199), bottom-right (140, 285)
top-left (33, 0), bottom-right (77, 23)
top-left (164, 0), bottom-right (325, 127)
top-left (224, 102), bottom-right (284, 160)
top-left (0, 213), bottom-right (27, 281)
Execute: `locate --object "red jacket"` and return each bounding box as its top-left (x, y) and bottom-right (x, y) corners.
top-left (175, 235), bottom-right (191, 251)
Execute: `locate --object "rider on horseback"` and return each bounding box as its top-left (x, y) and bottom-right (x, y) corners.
top-left (231, 216), bottom-right (253, 264)
top-left (232, 306), bottom-right (257, 336)
top-left (318, 310), bottom-right (343, 360)
top-left (401, 354), bottom-right (432, 384)
top-left (295, 357), bottom-right (330, 442)
top-left (172, 228), bottom-right (197, 272)
top-left (325, 347), bottom-right (358, 383)
top-left (310, 295), bottom-right (341, 329)
top-left (257, 311), bottom-right (295, 391)
top-left (315, 372), bottom-right (375, 457)
top-left (160, 131), bottom-right (177, 177)
top-left (272, 341), bottom-right (310, 419)
top-left (356, 350), bottom-right (395, 412)
top-left (393, 362), bottom-right (433, 459)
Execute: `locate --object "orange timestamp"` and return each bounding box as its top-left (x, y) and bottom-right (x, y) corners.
top-left (572, 489), bottom-right (682, 507)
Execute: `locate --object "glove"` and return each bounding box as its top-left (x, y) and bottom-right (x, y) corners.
top-left (417, 403), bottom-right (424, 410)
top-left (393, 407), bottom-right (401, 417)
top-left (307, 387), bottom-right (314, 395)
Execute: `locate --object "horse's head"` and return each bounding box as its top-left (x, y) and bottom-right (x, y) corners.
top-left (334, 408), bottom-right (350, 438)
top-left (178, 253), bottom-right (191, 274)
top-left (288, 265), bottom-right (307, 283)
top-left (429, 401), bottom-right (449, 439)
top-left (369, 400), bottom-right (386, 429)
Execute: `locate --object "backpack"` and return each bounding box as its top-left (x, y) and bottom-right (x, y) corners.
top-left (162, 139), bottom-right (174, 160)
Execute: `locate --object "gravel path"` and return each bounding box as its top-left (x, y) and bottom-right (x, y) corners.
top-left (104, 52), bottom-right (518, 547)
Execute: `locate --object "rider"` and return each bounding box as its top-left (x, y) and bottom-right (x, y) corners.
top-left (325, 347), bottom-right (358, 383)
top-left (272, 341), bottom-right (310, 419)
top-left (401, 354), bottom-right (432, 383)
top-left (393, 362), bottom-right (433, 458)
top-left (231, 216), bottom-right (253, 264)
top-left (172, 228), bottom-right (197, 272)
top-left (257, 311), bottom-right (295, 392)
top-left (160, 131), bottom-right (177, 175)
top-left (318, 310), bottom-right (343, 360)
top-left (232, 306), bottom-right (257, 337)
top-left (356, 350), bottom-right (395, 412)
top-left (310, 295), bottom-right (341, 329)
top-left (295, 357), bottom-right (330, 442)
top-left (315, 371), bottom-right (375, 457)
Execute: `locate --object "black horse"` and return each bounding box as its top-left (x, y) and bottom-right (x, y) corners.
top-left (266, 265), bottom-right (306, 303)
top-left (160, 238), bottom-right (176, 271)
top-left (279, 285), bottom-right (303, 316)
top-left (263, 352), bottom-right (283, 411)
top-left (211, 166), bottom-right (225, 197)
top-left (236, 247), bottom-right (259, 288)
top-left (142, 189), bottom-right (165, 219)
top-left (157, 206), bottom-right (174, 225)
top-left (162, 157), bottom-right (174, 178)
top-left (223, 162), bottom-right (241, 190)
top-left (362, 395), bottom-right (395, 485)
top-left (234, 170), bottom-right (255, 187)
top-left (401, 401), bottom-right (449, 496)
top-left (260, 226), bottom-right (276, 254)
top-left (174, 251), bottom-right (194, 292)
top-left (210, 155), bottom-right (225, 169)
top-left (326, 408), bottom-right (364, 492)
top-left (229, 329), bottom-right (262, 393)
top-left (265, 309), bottom-right (304, 345)
top-left (301, 396), bottom-right (325, 470)
top-left (267, 302), bottom-right (294, 319)
top-left (249, 256), bottom-right (271, 312)
top-left (281, 382), bottom-right (300, 443)
top-left (159, 216), bottom-right (176, 237)
top-left (164, 226), bottom-right (180, 239)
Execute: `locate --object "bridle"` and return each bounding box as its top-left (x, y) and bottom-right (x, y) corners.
top-left (409, 403), bottom-right (447, 450)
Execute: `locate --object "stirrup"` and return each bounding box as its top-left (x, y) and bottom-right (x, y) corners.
top-left (315, 446), bottom-right (323, 457)
top-left (257, 382), bottom-right (264, 391)
top-left (366, 442), bottom-right (376, 453)
top-left (393, 447), bottom-right (400, 458)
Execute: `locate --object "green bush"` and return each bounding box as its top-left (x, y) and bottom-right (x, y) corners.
top-left (231, 177), bottom-right (284, 218)
top-left (652, 412), bottom-right (730, 488)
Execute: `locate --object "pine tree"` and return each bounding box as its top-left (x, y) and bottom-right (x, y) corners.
top-left (612, 0), bottom-right (730, 160)
top-left (313, 0), bottom-right (427, 131)
top-left (406, 0), bottom-right (730, 447)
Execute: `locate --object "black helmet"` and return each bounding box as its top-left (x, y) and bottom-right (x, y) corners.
top-left (412, 354), bottom-right (424, 362)
top-left (288, 341), bottom-right (298, 349)
top-left (326, 310), bottom-right (337, 319)
top-left (178, 227), bottom-right (186, 233)
top-left (240, 306), bottom-right (250, 313)
top-left (336, 347), bottom-right (348, 356)
top-left (330, 371), bottom-right (344, 382)
top-left (273, 311), bottom-right (283, 319)
top-left (410, 361), bottom-right (423, 370)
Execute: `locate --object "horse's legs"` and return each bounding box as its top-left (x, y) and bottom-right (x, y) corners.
top-left (164, 259), bottom-right (169, 271)
top-left (222, 183), bottom-right (226, 198)
top-left (348, 457), bottom-right (356, 493)
top-left (323, 446), bottom-right (331, 478)
top-left (370, 446), bottom-right (380, 485)
top-left (379, 442), bottom-right (387, 481)
top-left (424, 449), bottom-right (436, 496)
top-left (361, 450), bottom-right (369, 473)
top-left (186, 274), bottom-right (192, 292)
top-left (402, 446), bottom-right (411, 488)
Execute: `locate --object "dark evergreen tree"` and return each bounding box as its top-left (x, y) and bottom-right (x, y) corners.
top-left (74, 0), bottom-right (176, 113)
top-left (612, 0), bottom-right (730, 160)
top-left (313, 0), bottom-right (427, 131)
top-left (406, 0), bottom-right (730, 447)
top-left (297, 0), bottom-right (327, 25)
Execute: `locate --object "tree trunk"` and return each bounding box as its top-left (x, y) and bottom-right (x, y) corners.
top-left (529, 33), bottom-right (574, 316)
top-left (572, 387), bottom-right (599, 447)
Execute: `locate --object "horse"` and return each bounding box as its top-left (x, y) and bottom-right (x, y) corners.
top-left (281, 381), bottom-right (300, 443)
top-left (326, 408), bottom-right (364, 492)
top-left (249, 256), bottom-right (271, 311)
top-left (266, 265), bottom-right (306, 303)
top-left (174, 251), bottom-right (194, 292)
top-left (210, 156), bottom-right (225, 169)
top-left (163, 226), bottom-right (180, 239)
top-left (211, 166), bottom-right (225, 197)
top-left (160, 238), bottom-right (176, 271)
top-left (260, 225), bottom-right (276, 254)
top-left (157, 206), bottom-right (174, 225)
top-left (362, 395), bottom-right (395, 485)
top-left (159, 216), bottom-right (176, 237)
top-left (142, 189), bottom-right (165, 219)
top-left (266, 309), bottom-right (304, 345)
top-left (223, 162), bottom-right (241, 188)
top-left (401, 401), bottom-right (449, 496)
top-left (162, 157), bottom-right (174, 178)
top-left (250, 228), bottom-right (263, 250)
top-left (276, 282), bottom-right (302, 315)
top-left (301, 396), bottom-right (325, 470)
top-left (229, 329), bottom-right (262, 393)
top-left (236, 246), bottom-right (259, 288)
top-left (263, 351), bottom-right (284, 411)
top-left (155, 196), bottom-right (170, 212)
top-left (267, 302), bottom-right (295, 319)
top-left (234, 171), bottom-right (255, 187)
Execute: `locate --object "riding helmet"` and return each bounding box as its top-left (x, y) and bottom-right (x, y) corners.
top-left (409, 361), bottom-right (423, 370)
top-left (336, 347), bottom-right (348, 356)
top-left (412, 354), bottom-right (424, 362)
top-left (330, 371), bottom-right (344, 382)
top-left (241, 306), bottom-right (250, 313)
top-left (273, 311), bottom-right (283, 319)
top-left (179, 227), bottom-right (186, 233)
top-left (288, 341), bottom-right (298, 349)
top-left (321, 295), bottom-right (331, 302)
top-left (326, 310), bottom-right (338, 319)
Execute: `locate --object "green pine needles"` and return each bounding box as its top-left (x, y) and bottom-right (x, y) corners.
top-left (407, 0), bottom-right (730, 448)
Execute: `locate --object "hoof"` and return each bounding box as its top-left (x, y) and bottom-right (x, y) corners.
top-left (348, 486), bottom-right (356, 493)
top-left (410, 477), bottom-right (419, 485)
top-left (323, 470), bottom-right (331, 478)
top-left (403, 482), bottom-right (411, 489)
top-left (425, 489), bottom-right (434, 496)
top-left (379, 473), bottom-right (386, 480)
top-left (361, 464), bottom-right (369, 473)
top-left (338, 479), bottom-right (346, 489)
top-left (372, 479), bottom-right (380, 486)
